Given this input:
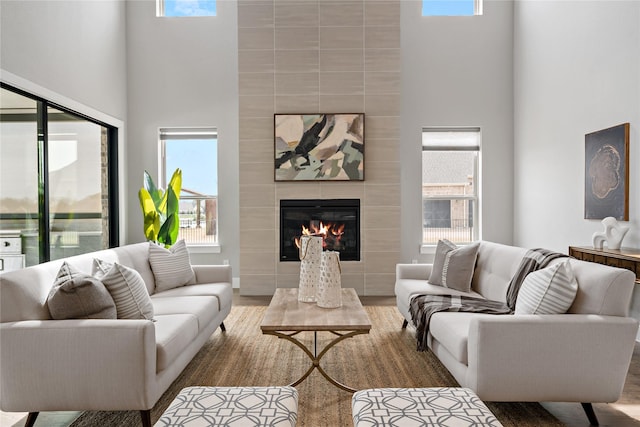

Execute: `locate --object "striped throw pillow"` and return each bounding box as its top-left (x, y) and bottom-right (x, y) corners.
top-left (92, 259), bottom-right (154, 320)
top-left (148, 240), bottom-right (195, 293)
top-left (429, 239), bottom-right (458, 286)
top-left (515, 260), bottom-right (578, 315)
top-left (441, 242), bottom-right (480, 292)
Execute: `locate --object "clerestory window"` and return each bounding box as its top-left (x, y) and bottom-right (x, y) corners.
top-left (157, 0), bottom-right (216, 17)
top-left (422, 0), bottom-right (483, 16)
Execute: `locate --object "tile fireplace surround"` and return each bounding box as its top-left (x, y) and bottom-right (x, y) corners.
top-left (238, 0), bottom-right (401, 296)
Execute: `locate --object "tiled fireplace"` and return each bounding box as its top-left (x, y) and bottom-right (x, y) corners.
top-left (238, 0), bottom-right (401, 296)
top-left (280, 199), bottom-right (360, 262)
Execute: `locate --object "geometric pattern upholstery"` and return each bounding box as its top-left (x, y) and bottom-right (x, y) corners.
top-left (352, 387), bottom-right (503, 427)
top-left (154, 386), bottom-right (298, 427)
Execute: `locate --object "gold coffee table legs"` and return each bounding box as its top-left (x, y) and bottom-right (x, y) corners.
top-left (264, 330), bottom-right (368, 393)
top-left (260, 289), bottom-right (372, 393)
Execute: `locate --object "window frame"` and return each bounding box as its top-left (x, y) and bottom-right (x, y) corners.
top-left (420, 127), bottom-right (480, 252)
top-left (0, 82), bottom-right (119, 264)
top-left (422, 0), bottom-right (483, 17)
top-left (158, 127), bottom-right (219, 251)
top-left (156, 0), bottom-right (217, 18)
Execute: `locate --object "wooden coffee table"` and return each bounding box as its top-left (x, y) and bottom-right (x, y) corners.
top-left (260, 288), bottom-right (371, 393)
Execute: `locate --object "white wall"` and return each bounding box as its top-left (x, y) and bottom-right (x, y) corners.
top-left (514, 0), bottom-right (640, 251)
top-left (0, 0), bottom-right (128, 241)
top-left (125, 0), bottom-right (239, 269)
top-left (3, 0), bottom-right (637, 301)
top-left (400, 0), bottom-right (515, 262)
top-left (0, 0), bottom-right (127, 120)
top-left (514, 0), bottom-right (640, 336)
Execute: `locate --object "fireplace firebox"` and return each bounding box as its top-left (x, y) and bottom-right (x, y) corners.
top-left (280, 199), bottom-right (360, 262)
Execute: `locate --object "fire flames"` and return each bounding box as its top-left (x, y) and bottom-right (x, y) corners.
top-left (294, 221), bottom-right (345, 250)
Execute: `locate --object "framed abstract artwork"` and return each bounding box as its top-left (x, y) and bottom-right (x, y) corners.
top-left (584, 123), bottom-right (630, 220)
top-left (274, 113), bottom-right (364, 181)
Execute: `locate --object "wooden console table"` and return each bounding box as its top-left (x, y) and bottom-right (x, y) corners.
top-left (569, 246), bottom-right (640, 283)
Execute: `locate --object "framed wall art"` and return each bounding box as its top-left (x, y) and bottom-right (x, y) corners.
top-left (584, 123), bottom-right (630, 220)
top-left (274, 113), bottom-right (364, 181)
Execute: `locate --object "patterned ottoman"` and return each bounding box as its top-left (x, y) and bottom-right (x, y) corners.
top-left (155, 386), bottom-right (298, 427)
top-left (352, 387), bottom-right (503, 427)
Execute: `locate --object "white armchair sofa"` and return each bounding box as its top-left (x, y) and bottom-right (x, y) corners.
top-left (0, 242), bottom-right (232, 427)
top-left (395, 240), bottom-right (638, 425)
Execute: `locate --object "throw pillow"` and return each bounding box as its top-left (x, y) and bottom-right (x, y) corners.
top-left (515, 260), bottom-right (578, 315)
top-left (52, 261), bottom-right (84, 286)
top-left (148, 239), bottom-right (195, 293)
top-left (92, 259), bottom-right (155, 320)
top-left (47, 262), bottom-right (117, 320)
top-left (440, 242), bottom-right (480, 293)
top-left (429, 239), bottom-right (458, 286)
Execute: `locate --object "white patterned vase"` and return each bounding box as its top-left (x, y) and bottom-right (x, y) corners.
top-left (317, 251), bottom-right (342, 308)
top-left (298, 235), bottom-right (322, 302)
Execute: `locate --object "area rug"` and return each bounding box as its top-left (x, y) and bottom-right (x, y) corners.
top-left (70, 305), bottom-right (563, 426)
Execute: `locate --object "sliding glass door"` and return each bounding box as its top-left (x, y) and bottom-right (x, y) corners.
top-left (47, 106), bottom-right (110, 260)
top-left (0, 88), bottom-right (40, 266)
top-left (0, 84), bottom-right (118, 267)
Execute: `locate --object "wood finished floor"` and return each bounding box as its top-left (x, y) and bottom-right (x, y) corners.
top-left (3, 291), bottom-right (639, 427)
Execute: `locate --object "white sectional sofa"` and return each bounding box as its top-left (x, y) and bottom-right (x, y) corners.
top-left (395, 240), bottom-right (638, 424)
top-left (0, 242), bottom-right (232, 427)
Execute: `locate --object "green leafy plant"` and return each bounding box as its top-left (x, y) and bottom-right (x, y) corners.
top-left (138, 168), bottom-right (182, 247)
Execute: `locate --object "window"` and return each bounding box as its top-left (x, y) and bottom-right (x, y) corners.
top-left (422, 128), bottom-right (479, 245)
top-left (157, 0), bottom-right (216, 17)
top-left (160, 128), bottom-right (218, 246)
top-left (422, 0), bottom-right (482, 16)
top-left (0, 84), bottom-right (119, 267)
